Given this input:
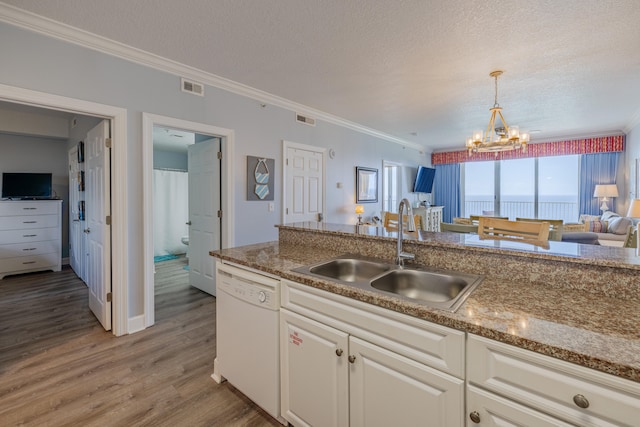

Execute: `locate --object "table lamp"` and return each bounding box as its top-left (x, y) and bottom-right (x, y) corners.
top-left (593, 184), bottom-right (618, 211)
top-left (355, 205), bottom-right (364, 225)
top-left (627, 199), bottom-right (640, 219)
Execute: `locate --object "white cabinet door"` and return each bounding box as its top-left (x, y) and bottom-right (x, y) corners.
top-left (467, 385), bottom-right (574, 427)
top-left (349, 336), bottom-right (464, 427)
top-left (280, 308), bottom-right (349, 427)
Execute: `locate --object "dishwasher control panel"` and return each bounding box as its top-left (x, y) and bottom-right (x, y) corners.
top-left (217, 262), bottom-right (279, 310)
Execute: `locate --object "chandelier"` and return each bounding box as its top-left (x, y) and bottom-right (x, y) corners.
top-left (466, 70), bottom-right (530, 154)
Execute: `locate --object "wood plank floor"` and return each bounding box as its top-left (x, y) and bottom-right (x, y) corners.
top-left (0, 257), bottom-right (282, 426)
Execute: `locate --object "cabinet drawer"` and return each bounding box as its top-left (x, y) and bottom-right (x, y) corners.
top-left (281, 280), bottom-right (465, 378)
top-left (467, 334), bottom-right (640, 427)
top-left (467, 385), bottom-right (573, 427)
top-left (0, 215), bottom-right (59, 231)
top-left (0, 227), bottom-right (59, 244)
top-left (0, 201), bottom-right (60, 216)
top-left (0, 240), bottom-right (60, 259)
top-left (0, 252), bottom-right (59, 272)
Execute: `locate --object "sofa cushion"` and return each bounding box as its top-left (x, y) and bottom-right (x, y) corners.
top-left (579, 214), bottom-right (601, 223)
top-left (608, 216), bottom-right (633, 234)
top-left (586, 220), bottom-right (608, 233)
top-left (601, 210), bottom-right (620, 222)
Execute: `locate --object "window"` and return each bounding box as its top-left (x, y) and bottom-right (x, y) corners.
top-left (382, 161), bottom-right (402, 213)
top-left (462, 155), bottom-right (579, 222)
top-left (463, 161), bottom-right (494, 216)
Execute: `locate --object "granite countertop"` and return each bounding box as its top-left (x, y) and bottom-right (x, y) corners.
top-left (211, 228), bottom-right (640, 383)
top-left (277, 222), bottom-right (640, 270)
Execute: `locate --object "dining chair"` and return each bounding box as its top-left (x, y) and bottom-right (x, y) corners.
top-left (516, 217), bottom-right (564, 241)
top-left (478, 217), bottom-right (550, 246)
top-left (383, 212), bottom-right (421, 232)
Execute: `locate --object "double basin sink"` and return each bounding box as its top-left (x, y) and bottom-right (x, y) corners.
top-left (293, 255), bottom-right (483, 312)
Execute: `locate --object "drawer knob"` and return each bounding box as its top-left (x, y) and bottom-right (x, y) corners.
top-left (335, 348), bottom-right (343, 357)
top-left (573, 394), bottom-right (589, 409)
top-left (348, 355), bottom-right (356, 364)
top-left (469, 411), bottom-right (481, 423)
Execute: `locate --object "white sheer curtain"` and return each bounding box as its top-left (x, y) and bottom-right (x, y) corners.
top-left (153, 169), bottom-right (189, 256)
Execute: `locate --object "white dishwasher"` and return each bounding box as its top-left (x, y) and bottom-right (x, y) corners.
top-left (212, 261), bottom-right (285, 425)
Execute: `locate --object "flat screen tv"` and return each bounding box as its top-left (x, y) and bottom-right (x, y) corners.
top-left (413, 166), bottom-right (436, 193)
top-left (2, 173), bottom-right (53, 199)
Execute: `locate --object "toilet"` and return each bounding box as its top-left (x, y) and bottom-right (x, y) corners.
top-left (181, 235), bottom-right (189, 258)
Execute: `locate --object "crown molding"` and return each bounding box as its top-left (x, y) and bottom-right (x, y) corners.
top-left (0, 3), bottom-right (423, 151)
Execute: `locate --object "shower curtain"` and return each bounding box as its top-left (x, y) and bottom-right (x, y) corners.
top-left (153, 169), bottom-right (189, 256)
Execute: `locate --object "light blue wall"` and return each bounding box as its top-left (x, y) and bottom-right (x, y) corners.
top-left (153, 150), bottom-right (188, 171)
top-left (0, 22), bottom-right (430, 316)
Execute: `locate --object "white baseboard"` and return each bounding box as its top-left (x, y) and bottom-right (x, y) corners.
top-left (128, 314), bottom-right (146, 334)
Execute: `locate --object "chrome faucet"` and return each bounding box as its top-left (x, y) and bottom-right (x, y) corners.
top-left (396, 198), bottom-right (416, 266)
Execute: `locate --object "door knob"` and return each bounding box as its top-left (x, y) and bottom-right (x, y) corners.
top-left (84, 228), bottom-right (91, 233)
top-left (186, 221), bottom-right (192, 225)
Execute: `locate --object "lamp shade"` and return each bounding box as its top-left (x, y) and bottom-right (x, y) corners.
top-left (355, 205), bottom-right (364, 215)
top-left (627, 199), bottom-right (640, 218)
top-left (593, 184), bottom-right (619, 198)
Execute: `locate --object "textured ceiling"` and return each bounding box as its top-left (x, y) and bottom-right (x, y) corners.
top-left (3, 0), bottom-right (640, 151)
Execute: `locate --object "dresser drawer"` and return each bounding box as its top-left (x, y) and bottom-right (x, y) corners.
top-left (0, 252), bottom-right (59, 273)
top-left (0, 201), bottom-right (60, 216)
top-left (0, 228), bottom-right (60, 244)
top-left (0, 215), bottom-right (59, 231)
top-left (467, 334), bottom-right (640, 427)
top-left (0, 240), bottom-right (60, 259)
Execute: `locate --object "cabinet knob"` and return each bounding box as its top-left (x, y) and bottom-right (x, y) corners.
top-left (348, 355), bottom-right (356, 364)
top-left (335, 349), bottom-right (343, 357)
top-left (469, 411), bottom-right (481, 423)
top-left (573, 394), bottom-right (590, 409)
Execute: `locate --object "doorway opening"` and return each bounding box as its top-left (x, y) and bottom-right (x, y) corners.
top-left (142, 113), bottom-right (235, 329)
top-left (0, 83), bottom-right (128, 336)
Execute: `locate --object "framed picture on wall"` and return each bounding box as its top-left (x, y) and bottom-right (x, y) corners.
top-left (356, 166), bottom-right (378, 203)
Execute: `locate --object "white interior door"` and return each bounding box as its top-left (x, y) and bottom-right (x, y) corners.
top-left (86, 120), bottom-right (112, 330)
top-left (188, 138), bottom-right (221, 296)
top-left (285, 144), bottom-right (324, 223)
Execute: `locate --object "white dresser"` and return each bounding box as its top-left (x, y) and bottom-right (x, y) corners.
top-left (0, 200), bottom-right (62, 279)
top-left (413, 206), bottom-right (443, 231)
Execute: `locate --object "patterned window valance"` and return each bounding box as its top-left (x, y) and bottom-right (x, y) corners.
top-left (431, 135), bottom-right (625, 165)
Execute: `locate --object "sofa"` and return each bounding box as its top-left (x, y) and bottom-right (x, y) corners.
top-left (575, 211), bottom-right (636, 247)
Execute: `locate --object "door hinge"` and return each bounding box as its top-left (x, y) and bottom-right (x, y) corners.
top-left (286, 158), bottom-right (289, 166)
top-left (105, 138), bottom-right (112, 148)
top-left (106, 292), bottom-right (112, 302)
top-left (217, 151), bottom-right (222, 160)
top-left (106, 215), bottom-right (111, 225)
top-left (217, 210), bottom-right (223, 218)
top-left (286, 208), bottom-right (289, 215)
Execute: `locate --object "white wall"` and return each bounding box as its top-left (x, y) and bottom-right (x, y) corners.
top-left (0, 22), bottom-right (429, 318)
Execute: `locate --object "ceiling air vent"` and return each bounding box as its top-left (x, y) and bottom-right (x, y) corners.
top-left (296, 113), bottom-right (316, 127)
top-left (181, 78), bottom-right (204, 96)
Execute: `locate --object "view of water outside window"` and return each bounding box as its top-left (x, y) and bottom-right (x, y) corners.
top-left (463, 155), bottom-right (579, 222)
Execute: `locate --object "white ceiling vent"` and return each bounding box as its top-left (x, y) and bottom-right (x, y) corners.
top-left (181, 78), bottom-right (204, 96)
top-left (296, 113), bottom-right (316, 126)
